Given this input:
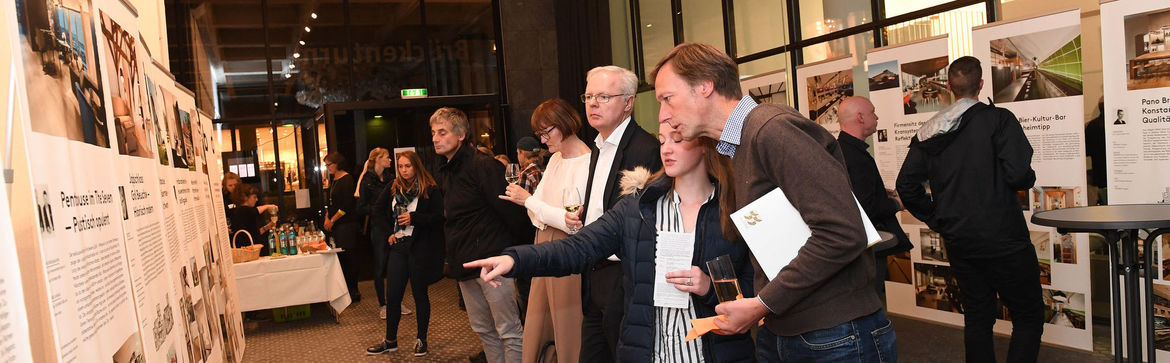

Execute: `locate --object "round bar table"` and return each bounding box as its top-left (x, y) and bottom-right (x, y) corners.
top-left (1032, 204), bottom-right (1170, 363)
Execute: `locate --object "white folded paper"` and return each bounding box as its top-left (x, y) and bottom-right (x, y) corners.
top-left (731, 188), bottom-right (881, 280)
top-left (653, 231), bottom-right (694, 308)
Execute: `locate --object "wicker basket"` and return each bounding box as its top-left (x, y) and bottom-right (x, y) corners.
top-left (231, 230), bottom-right (262, 263)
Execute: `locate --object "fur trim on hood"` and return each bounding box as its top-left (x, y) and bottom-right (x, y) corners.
top-left (619, 167), bottom-right (653, 196)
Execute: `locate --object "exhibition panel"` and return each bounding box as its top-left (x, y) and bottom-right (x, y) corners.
top-left (1101, 0), bottom-right (1170, 360)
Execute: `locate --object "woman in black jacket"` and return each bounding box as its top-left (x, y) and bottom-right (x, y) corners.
top-left (324, 152), bottom-right (361, 301)
top-left (229, 184), bottom-right (275, 256)
top-left (356, 147), bottom-right (395, 318)
top-left (465, 124), bottom-right (755, 362)
top-left (366, 150), bottom-right (445, 357)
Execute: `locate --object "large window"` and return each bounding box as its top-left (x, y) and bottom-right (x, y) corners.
top-left (622, 0), bottom-right (995, 103)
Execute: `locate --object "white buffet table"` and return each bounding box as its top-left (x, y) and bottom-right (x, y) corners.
top-left (233, 251), bottom-right (351, 320)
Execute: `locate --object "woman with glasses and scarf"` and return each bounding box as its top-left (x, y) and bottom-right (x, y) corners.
top-left (366, 150), bottom-right (445, 357)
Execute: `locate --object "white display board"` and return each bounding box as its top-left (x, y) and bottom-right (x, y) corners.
top-left (0, 177), bottom-right (32, 363)
top-left (11, 0), bottom-right (145, 358)
top-left (7, 0), bottom-right (242, 360)
top-left (99, 2), bottom-right (191, 362)
top-left (795, 55), bottom-right (855, 136)
top-left (1102, 0), bottom-right (1170, 205)
top-left (973, 8), bottom-right (1092, 350)
top-left (867, 35), bottom-right (970, 325)
top-left (1101, 0), bottom-right (1170, 359)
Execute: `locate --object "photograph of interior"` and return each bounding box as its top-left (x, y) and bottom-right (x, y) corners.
top-left (15, 0), bottom-right (109, 147)
top-left (920, 229), bottom-right (948, 262)
top-left (747, 79), bottom-right (789, 106)
top-left (914, 263), bottom-right (962, 313)
top-left (991, 25), bottom-right (1083, 103)
top-left (1042, 289), bottom-right (1086, 330)
top-left (887, 251), bottom-right (912, 284)
top-left (1124, 9), bottom-right (1170, 90)
top-left (805, 69), bottom-right (853, 126)
top-left (1153, 283), bottom-right (1170, 350)
top-left (900, 56), bottom-right (954, 115)
top-left (1030, 230), bottom-right (1053, 285)
top-left (1053, 233), bottom-right (1077, 264)
top-left (1033, 186), bottom-right (1081, 210)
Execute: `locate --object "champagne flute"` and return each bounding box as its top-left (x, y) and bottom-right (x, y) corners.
top-left (505, 163), bottom-right (521, 184)
top-left (706, 254), bottom-right (741, 302)
top-left (562, 188), bottom-right (582, 234)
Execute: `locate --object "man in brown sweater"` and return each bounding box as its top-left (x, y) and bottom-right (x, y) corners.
top-left (651, 42), bottom-right (895, 362)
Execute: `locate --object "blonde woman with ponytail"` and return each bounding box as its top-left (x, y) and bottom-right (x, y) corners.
top-left (355, 148), bottom-right (404, 318)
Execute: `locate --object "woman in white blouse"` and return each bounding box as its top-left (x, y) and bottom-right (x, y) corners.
top-left (500, 98), bottom-right (591, 363)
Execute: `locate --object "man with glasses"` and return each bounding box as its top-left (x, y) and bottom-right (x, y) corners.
top-left (564, 65), bottom-right (661, 362)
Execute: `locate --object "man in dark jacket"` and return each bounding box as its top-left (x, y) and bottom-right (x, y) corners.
top-left (566, 65), bottom-right (662, 362)
top-left (837, 96), bottom-right (912, 294)
top-left (896, 56), bottom-right (1043, 362)
top-left (651, 42), bottom-right (895, 362)
top-left (430, 107), bottom-right (529, 363)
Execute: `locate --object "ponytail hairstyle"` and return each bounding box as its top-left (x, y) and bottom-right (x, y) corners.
top-left (392, 150), bottom-right (438, 198)
top-left (355, 148), bottom-right (390, 198)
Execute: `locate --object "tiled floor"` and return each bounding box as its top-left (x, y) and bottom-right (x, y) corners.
top-left (241, 279), bottom-right (1114, 362)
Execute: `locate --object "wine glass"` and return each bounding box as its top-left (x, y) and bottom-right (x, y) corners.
top-left (505, 163), bottom-right (521, 184)
top-left (562, 188), bottom-right (582, 234)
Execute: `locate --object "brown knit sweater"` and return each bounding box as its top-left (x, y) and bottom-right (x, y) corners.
top-left (731, 103), bottom-right (882, 336)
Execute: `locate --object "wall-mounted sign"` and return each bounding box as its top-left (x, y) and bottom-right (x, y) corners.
top-left (401, 88), bottom-right (428, 99)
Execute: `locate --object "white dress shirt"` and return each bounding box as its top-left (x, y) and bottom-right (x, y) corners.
top-left (587, 116), bottom-right (632, 261)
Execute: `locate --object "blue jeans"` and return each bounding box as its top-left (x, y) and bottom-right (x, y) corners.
top-left (757, 309), bottom-right (897, 363)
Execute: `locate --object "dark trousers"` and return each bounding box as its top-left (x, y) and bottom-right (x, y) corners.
top-left (333, 222), bottom-right (362, 299)
top-left (384, 237), bottom-right (432, 342)
top-left (580, 262), bottom-right (623, 362)
top-left (949, 246), bottom-right (1044, 363)
top-left (370, 226), bottom-right (391, 306)
top-left (756, 309), bottom-right (896, 362)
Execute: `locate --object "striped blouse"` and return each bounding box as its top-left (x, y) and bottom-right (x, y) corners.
top-left (652, 189), bottom-right (714, 363)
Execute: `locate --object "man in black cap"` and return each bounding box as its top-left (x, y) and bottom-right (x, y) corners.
top-left (515, 136), bottom-right (547, 194)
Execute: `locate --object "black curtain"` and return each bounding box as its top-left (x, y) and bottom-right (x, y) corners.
top-left (555, 0), bottom-right (613, 143)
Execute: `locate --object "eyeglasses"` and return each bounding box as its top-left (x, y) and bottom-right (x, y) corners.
top-left (535, 126), bottom-right (556, 140)
top-left (580, 93), bottom-right (631, 104)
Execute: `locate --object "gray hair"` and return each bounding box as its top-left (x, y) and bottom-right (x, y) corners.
top-left (587, 66), bottom-right (638, 96)
top-left (429, 107), bottom-right (469, 136)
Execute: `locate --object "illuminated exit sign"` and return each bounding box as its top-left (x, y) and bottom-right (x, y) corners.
top-left (401, 88), bottom-right (428, 99)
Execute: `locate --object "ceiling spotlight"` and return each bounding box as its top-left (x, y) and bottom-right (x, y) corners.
top-left (289, 64), bottom-right (296, 69)
top-left (293, 52), bottom-right (301, 58)
top-left (311, 12), bottom-right (318, 19)
top-left (304, 26), bottom-right (311, 32)
top-left (299, 40), bottom-right (305, 45)
top-left (284, 74), bottom-right (292, 79)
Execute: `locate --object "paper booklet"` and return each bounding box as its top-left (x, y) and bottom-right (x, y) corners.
top-left (731, 188), bottom-right (881, 280)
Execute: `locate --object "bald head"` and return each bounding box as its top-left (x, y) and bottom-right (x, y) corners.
top-left (838, 96), bottom-right (878, 139)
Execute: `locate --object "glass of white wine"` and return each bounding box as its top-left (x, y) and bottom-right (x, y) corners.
top-left (706, 254), bottom-right (741, 302)
top-left (505, 163), bottom-right (521, 184)
top-left (562, 188), bottom-right (582, 234)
